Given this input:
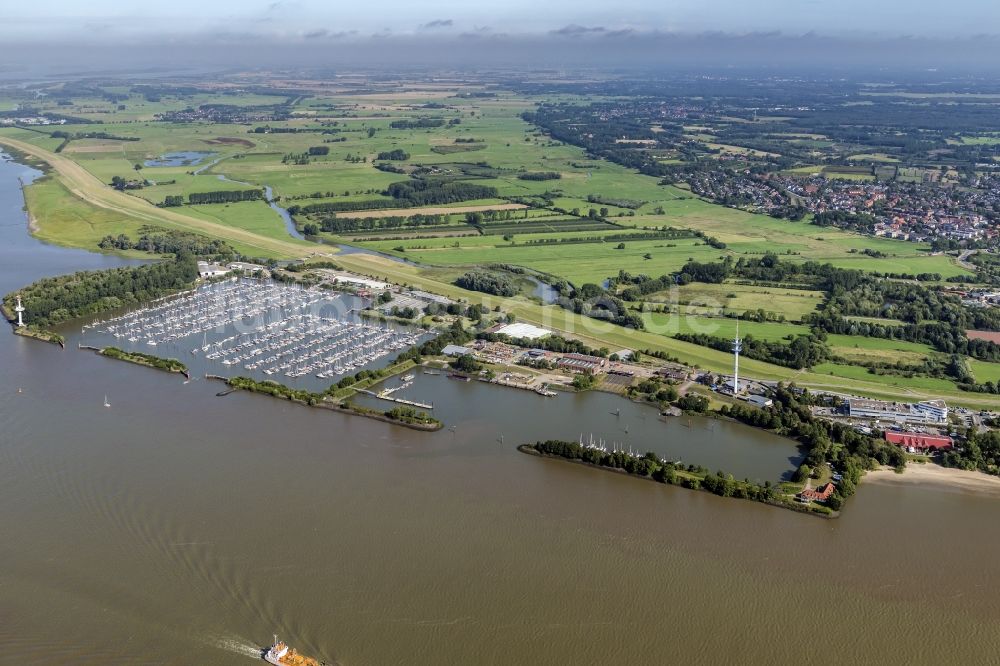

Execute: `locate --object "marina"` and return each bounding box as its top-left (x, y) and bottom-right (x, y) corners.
top-left (81, 279), bottom-right (425, 388)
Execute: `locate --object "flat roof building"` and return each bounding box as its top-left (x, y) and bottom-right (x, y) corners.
top-left (745, 394), bottom-right (773, 408)
top-left (556, 353), bottom-right (606, 374)
top-left (197, 261), bottom-right (229, 278)
top-left (847, 398), bottom-right (949, 424)
top-left (441, 344), bottom-right (470, 357)
top-left (495, 322), bottom-right (552, 340)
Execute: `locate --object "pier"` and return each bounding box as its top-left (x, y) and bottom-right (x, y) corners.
top-left (356, 387), bottom-right (434, 410)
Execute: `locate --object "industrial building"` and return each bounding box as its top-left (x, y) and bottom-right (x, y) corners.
top-left (556, 353), bottom-right (607, 374)
top-left (847, 398), bottom-right (949, 424)
top-left (494, 322), bottom-right (552, 340)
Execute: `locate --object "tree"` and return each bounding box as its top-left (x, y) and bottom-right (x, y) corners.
top-left (451, 353), bottom-right (482, 373)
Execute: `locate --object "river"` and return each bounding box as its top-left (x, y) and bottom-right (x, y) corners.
top-left (3, 151), bottom-right (1000, 665)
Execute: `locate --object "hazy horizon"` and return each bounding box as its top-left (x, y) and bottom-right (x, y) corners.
top-left (0, 0), bottom-right (998, 77)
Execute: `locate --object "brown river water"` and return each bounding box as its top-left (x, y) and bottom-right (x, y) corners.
top-left (1, 153), bottom-right (1000, 665)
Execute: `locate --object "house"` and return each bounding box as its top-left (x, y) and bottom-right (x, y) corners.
top-left (884, 431), bottom-right (954, 452)
top-left (799, 482), bottom-right (835, 502)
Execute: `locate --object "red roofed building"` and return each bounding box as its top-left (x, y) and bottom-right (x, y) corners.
top-left (800, 482), bottom-right (835, 502)
top-left (885, 431), bottom-right (954, 452)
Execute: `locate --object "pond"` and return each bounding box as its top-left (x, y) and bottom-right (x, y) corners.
top-left (144, 151), bottom-right (216, 168)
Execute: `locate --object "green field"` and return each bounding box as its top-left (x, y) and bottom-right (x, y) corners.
top-left (1, 83), bottom-right (994, 408)
top-left (827, 335), bottom-right (938, 365)
top-left (664, 282), bottom-right (824, 321)
top-left (968, 359), bottom-right (1000, 384)
top-left (811, 362), bottom-right (961, 392)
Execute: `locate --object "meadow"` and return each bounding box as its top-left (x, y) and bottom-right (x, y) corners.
top-left (1, 84), bottom-right (992, 407)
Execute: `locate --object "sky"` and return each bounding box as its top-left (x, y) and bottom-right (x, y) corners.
top-left (4, 0), bottom-right (997, 41)
top-left (2, 0), bottom-right (999, 73)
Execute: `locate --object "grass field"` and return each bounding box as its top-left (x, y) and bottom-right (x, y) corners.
top-left (811, 362), bottom-right (961, 393)
top-left (643, 311), bottom-right (810, 342)
top-left (827, 335), bottom-right (937, 365)
top-left (968, 359), bottom-right (1000, 384)
top-left (2, 86), bottom-right (993, 408)
top-left (661, 282), bottom-right (824, 321)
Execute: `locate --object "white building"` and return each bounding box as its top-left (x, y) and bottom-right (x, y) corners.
top-left (847, 398), bottom-right (948, 424)
top-left (495, 322), bottom-right (552, 340)
top-left (197, 261), bottom-right (229, 278)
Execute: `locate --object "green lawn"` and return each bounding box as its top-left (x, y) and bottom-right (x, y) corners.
top-left (811, 362), bottom-right (960, 392)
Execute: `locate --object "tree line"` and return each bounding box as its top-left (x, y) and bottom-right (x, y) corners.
top-left (5, 256), bottom-right (198, 329)
top-left (187, 189), bottom-right (264, 205)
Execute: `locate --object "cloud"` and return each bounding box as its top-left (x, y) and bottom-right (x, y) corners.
top-left (420, 19), bottom-right (454, 30)
top-left (550, 24), bottom-right (607, 37)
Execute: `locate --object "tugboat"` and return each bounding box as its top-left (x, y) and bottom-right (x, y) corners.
top-left (263, 635), bottom-right (323, 666)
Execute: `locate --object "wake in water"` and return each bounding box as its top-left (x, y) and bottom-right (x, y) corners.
top-left (208, 632), bottom-right (264, 659)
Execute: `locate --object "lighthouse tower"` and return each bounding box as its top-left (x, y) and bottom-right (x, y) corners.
top-left (732, 322), bottom-right (742, 396)
top-left (14, 294), bottom-right (25, 327)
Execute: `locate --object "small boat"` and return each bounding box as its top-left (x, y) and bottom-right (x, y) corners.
top-left (401, 373), bottom-right (415, 382)
top-left (104, 395), bottom-right (111, 408)
top-left (263, 636), bottom-right (323, 666)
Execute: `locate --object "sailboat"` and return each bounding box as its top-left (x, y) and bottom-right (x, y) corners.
top-left (104, 395), bottom-right (111, 408)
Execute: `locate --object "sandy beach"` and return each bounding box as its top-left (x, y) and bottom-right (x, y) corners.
top-left (866, 464), bottom-right (1000, 496)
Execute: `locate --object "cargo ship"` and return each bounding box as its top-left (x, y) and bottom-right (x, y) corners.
top-left (263, 636), bottom-right (323, 666)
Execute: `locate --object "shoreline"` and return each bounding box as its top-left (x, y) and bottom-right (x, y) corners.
top-left (866, 464), bottom-right (1000, 496)
top-left (517, 444), bottom-right (835, 519)
top-left (204, 375), bottom-right (443, 432)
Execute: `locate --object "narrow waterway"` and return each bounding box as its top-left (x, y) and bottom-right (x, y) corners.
top-left (3, 150), bottom-right (1000, 665)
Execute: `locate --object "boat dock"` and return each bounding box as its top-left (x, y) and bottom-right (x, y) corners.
top-left (357, 388), bottom-right (434, 410)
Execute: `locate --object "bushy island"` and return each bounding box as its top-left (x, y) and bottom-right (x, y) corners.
top-left (100, 347), bottom-right (188, 375)
top-left (223, 374), bottom-right (443, 431)
top-left (2, 255), bottom-right (198, 343)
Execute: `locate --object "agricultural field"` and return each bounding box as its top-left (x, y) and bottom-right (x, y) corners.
top-left (2, 77), bottom-right (996, 408)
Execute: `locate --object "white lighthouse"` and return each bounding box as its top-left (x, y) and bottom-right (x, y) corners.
top-left (14, 294), bottom-right (25, 327)
top-left (732, 322), bottom-right (742, 396)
